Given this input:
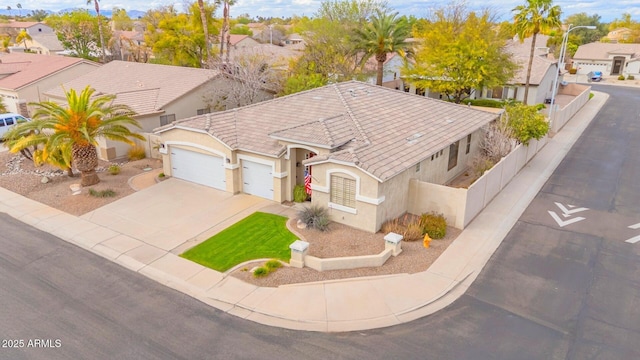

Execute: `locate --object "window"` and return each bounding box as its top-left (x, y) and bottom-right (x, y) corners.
top-left (160, 114), bottom-right (176, 126)
top-left (466, 134), bottom-right (472, 154)
top-left (416, 87), bottom-right (426, 96)
top-left (448, 141), bottom-right (459, 171)
top-left (415, 162), bottom-right (421, 172)
top-left (4, 117), bottom-right (14, 126)
top-left (197, 108), bottom-right (211, 115)
top-left (330, 175), bottom-right (356, 208)
top-left (491, 87), bottom-right (504, 99)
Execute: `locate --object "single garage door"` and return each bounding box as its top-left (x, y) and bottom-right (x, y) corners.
top-left (242, 160), bottom-right (273, 200)
top-left (170, 148), bottom-right (226, 190)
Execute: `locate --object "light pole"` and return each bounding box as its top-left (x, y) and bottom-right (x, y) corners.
top-left (548, 24), bottom-right (596, 129)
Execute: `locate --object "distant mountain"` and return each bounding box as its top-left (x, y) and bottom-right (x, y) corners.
top-left (0, 8), bottom-right (147, 19)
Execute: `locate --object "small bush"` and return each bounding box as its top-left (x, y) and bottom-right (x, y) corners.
top-left (108, 164), bottom-right (121, 175)
top-left (461, 98), bottom-right (510, 108)
top-left (381, 218), bottom-right (404, 235)
top-left (298, 205), bottom-right (330, 231)
top-left (89, 188), bottom-right (116, 198)
top-left (618, 75), bottom-right (626, 80)
top-left (265, 259), bottom-right (282, 270)
top-left (628, 75), bottom-right (635, 80)
top-left (568, 68), bottom-right (577, 74)
top-left (293, 184), bottom-right (308, 202)
top-left (419, 212), bottom-right (447, 239)
top-left (471, 155), bottom-right (495, 179)
top-left (253, 267), bottom-right (269, 277)
top-left (127, 145), bottom-right (146, 161)
top-left (589, 92), bottom-right (594, 100)
top-left (158, 172), bottom-right (165, 178)
top-left (404, 222), bottom-right (423, 241)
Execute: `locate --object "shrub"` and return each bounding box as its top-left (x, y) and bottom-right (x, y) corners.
top-left (265, 259), bottom-right (282, 270)
top-left (381, 218), bottom-right (404, 235)
top-left (628, 75), bottom-right (635, 80)
top-left (293, 184), bottom-right (308, 202)
top-left (253, 267), bottom-right (269, 277)
top-left (403, 222), bottom-right (423, 241)
top-left (419, 212), bottom-right (447, 239)
top-left (618, 75), bottom-right (626, 80)
top-left (298, 205), bottom-right (331, 231)
top-left (504, 103), bottom-right (549, 145)
top-left (470, 155), bottom-right (495, 179)
top-left (158, 172), bottom-right (165, 178)
top-left (127, 145), bottom-right (146, 161)
top-left (568, 68), bottom-right (577, 74)
top-left (89, 188), bottom-right (116, 198)
top-left (108, 164), bottom-right (121, 175)
top-left (589, 92), bottom-right (594, 100)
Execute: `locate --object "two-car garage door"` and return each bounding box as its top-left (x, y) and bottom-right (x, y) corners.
top-left (170, 148), bottom-right (226, 190)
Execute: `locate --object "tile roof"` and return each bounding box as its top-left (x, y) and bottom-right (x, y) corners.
top-left (0, 21), bottom-right (40, 29)
top-left (506, 35), bottom-right (555, 85)
top-left (157, 81), bottom-right (499, 181)
top-left (574, 42), bottom-right (640, 60)
top-left (44, 61), bottom-right (220, 116)
top-left (0, 53), bottom-right (98, 90)
top-left (30, 33), bottom-right (64, 52)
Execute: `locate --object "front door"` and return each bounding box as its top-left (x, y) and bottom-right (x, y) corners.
top-left (612, 57), bottom-right (625, 75)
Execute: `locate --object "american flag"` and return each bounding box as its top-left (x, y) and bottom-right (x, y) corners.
top-left (304, 170), bottom-right (312, 195)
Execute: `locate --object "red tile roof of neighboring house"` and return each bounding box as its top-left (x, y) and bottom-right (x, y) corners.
top-left (0, 53), bottom-right (98, 91)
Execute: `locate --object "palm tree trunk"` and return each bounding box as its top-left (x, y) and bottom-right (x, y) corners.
top-left (72, 143), bottom-right (100, 186)
top-left (523, 33), bottom-right (537, 105)
top-left (376, 60), bottom-right (384, 86)
top-left (94, 1), bottom-right (106, 63)
top-left (197, 0), bottom-right (210, 66)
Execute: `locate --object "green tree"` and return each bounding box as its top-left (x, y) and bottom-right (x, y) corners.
top-left (353, 9), bottom-right (410, 86)
top-left (609, 13), bottom-right (640, 43)
top-left (0, 98), bottom-right (6, 113)
top-left (87, 0), bottom-right (106, 62)
top-left (7, 87), bottom-right (143, 186)
top-left (316, 0), bottom-right (388, 23)
top-left (15, 29), bottom-right (31, 50)
top-left (28, 9), bottom-right (48, 22)
top-left (46, 10), bottom-right (111, 61)
top-left (230, 24), bottom-right (252, 36)
top-left (504, 103), bottom-right (549, 145)
top-left (143, 5), bottom-right (213, 67)
top-left (111, 7), bottom-right (133, 30)
top-left (513, 0), bottom-right (562, 105)
top-left (405, 5), bottom-right (517, 103)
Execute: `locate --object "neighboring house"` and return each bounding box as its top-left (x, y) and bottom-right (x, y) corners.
top-left (283, 33), bottom-right (305, 50)
top-left (20, 33), bottom-right (64, 55)
top-left (484, 35), bottom-right (557, 105)
top-left (0, 53), bottom-right (100, 116)
top-left (111, 30), bottom-right (149, 62)
top-left (605, 27), bottom-right (634, 43)
top-left (43, 60), bottom-right (274, 160)
top-left (155, 81), bottom-right (498, 233)
top-left (0, 21), bottom-right (54, 38)
top-left (573, 42), bottom-right (640, 77)
top-left (229, 43), bottom-right (302, 72)
top-left (365, 52), bottom-right (406, 89)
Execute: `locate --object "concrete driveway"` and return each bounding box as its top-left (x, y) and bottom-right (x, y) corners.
top-left (81, 179), bottom-right (272, 253)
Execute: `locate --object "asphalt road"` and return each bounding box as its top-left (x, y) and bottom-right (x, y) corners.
top-left (1, 85), bottom-right (639, 360)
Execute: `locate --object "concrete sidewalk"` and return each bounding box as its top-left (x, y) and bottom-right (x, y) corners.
top-left (0, 92), bottom-right (608, 332)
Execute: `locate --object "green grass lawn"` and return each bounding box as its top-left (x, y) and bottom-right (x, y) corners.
top-left (180, 212), bottom-right (296, 272)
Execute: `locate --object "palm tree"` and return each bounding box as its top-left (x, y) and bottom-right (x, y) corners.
top-left (354, 9), bottom-right (411, 86)
top-left (15, 29), bottom-right (31, 50)
top-left (8, 86), bottom-right (143, 186)
top-left (216, 0), bottom-right (236, 62)
top-left (16, 3), bottom-right (22, 17)
top-left (513, 0), bottom-right (562, 104)
top-left (87, 0), bottom-right (107, 63)
top-left (197, 0), bottom-right (211, 63)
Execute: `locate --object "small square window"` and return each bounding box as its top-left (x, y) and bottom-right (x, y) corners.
top-left (440, 150), bottom-right (444, 156)
top-left (431, 155), bottom-right (434, 161)
top-left (415, 162), bottom-right (421, 172)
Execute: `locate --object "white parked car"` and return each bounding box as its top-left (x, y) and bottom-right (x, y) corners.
top-left (0, 113), bottom-right (30, 140)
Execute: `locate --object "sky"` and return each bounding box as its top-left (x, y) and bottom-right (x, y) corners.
top-left (6, 1), bottom-right (640, 23)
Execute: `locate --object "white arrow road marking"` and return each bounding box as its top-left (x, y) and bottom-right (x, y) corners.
top-left (555, 202), bottom-right (589, 215)
top-left (548, 211), bottom-right (586, 227)
top-left (628, 223), bottom-right (640, 230)
top-left (625, 235), bottom-right (640, 244)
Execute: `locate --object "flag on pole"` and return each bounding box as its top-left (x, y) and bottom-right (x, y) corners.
top-left (304, 170), bottom-right (312, 195)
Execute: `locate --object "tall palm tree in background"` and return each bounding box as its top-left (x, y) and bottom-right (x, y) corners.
top-left (87, 0), bottom-right (107, 62)
top-left (513, 0), bottom-right (561, 104)
top-left (197, 0), bottom-right (211, 62)
top-left (16, 3), bottom-right (22, 17)
top-left (7, 86), bottom-right (143, 186)
top-left (217, 0), bottom-right (236, 62)
top-left (354, 9), bottom-right (411, 86)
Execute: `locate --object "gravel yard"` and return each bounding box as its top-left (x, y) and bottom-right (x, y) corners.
top-left (0, 150), bottom-right (460, 287)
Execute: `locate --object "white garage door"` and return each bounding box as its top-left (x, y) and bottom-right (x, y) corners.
top-left (242, 160), bottom-right (273, 200)
top-left (170, 148), bottom-right (226, 190)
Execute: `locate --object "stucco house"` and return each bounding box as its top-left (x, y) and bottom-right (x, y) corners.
top-left (155, 81), bottom-right (498, 232)
top-left (605, 27), bottom-right (635, 43)
top-left (573, 42), bottom-right (640, 77)
top-left (0, 53), bottom-right (100, 116)
top-left (43, 61), bottom-right (275, 160)
top-left (365, 52), bottom-right (406, 89)
top-left (0, 21), bottom-right (54, 37)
